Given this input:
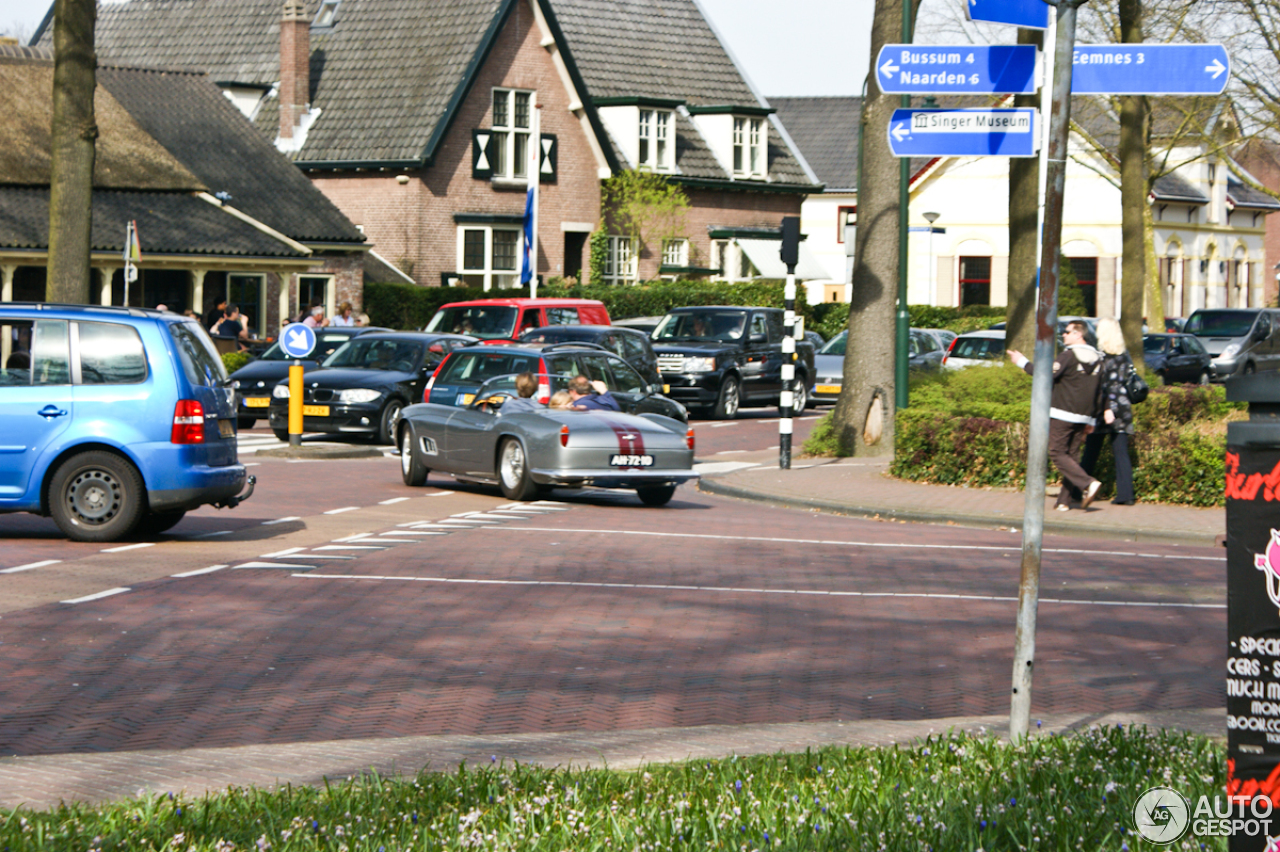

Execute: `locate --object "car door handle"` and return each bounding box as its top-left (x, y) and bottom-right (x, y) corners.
top-left (38, 405), bottom-right (68, 419)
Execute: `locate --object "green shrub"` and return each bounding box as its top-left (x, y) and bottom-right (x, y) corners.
top-left (220, 350), bottom-right (252, 374)
top-left (908, 304), bottom-right (1006, 335)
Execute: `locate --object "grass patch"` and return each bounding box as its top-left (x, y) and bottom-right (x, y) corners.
top-left (0, 726), bottom-right (1224, 850)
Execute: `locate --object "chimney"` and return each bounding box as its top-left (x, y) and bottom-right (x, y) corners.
top-left (279, 0), bottom-right (310, 139)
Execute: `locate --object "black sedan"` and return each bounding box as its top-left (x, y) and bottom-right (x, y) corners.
top-left (518, 325), bottom-right (661, 387)
top-left (267, 332), bottom-right (474, 444)
top-left (231, 326), bottom-right (389, 428)
top-left (1143, 333), bottom-right (1212, 385)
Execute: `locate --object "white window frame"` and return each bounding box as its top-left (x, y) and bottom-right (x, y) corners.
top-left (661, 239), bottom-right (688, 268)
top-left (458, 226), bottom-right (521, 291)
top-left (603, 236), bottom-right (638, 285)
top-left (491, 88), bottom-right (534, 181)
top-left (313, 0), bottom-right (339, 28)
top-left (732, 117), bottom-right (766, 179)
top-left (638, 109), bottom-right (672, 171)
top-left (710, 240), bottom-right (730, 281)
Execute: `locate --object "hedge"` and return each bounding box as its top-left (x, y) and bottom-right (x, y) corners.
top-left (803, 362), bottom-right (1244, 507)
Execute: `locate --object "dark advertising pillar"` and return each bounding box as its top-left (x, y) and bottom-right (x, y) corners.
top-left (1226, 374), bottom-right (1280, 852)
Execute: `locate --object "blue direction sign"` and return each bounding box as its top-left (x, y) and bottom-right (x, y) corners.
top-left (967, 0), bottom-right (1049, 30)
top-left (887, 108), bottom-right (1039, 158)
top-left (279, 323), bottom-right (316, 359)
top-left (1070, 44), bottom-right (1229, 95)
top-left (877, 44), bottom-right (1037, 95)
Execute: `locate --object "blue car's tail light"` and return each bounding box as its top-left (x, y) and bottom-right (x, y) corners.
top-left (171, 400), bottom-right (205, 444)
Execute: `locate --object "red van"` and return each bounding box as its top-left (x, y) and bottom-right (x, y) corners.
top-left (424, 298), bottom-right (610, 341)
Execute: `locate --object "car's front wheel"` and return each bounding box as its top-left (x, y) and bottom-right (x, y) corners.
top-left (636, 484), bottom-right (677, 506)
top-left (1198, 369), bottom-right (1212, 386)
top-left (400, 425), bottom-right (429, 486)
top-left (784, 378), bottom-right (807, 414)
top-left (498, 437), bottom-right (538, 501)
top-left (49, 451), bottom-right (146, 542)
top-left (715, 376), bottom-right (740, 419)
top-left (377, 400), bottom-right (404, 445)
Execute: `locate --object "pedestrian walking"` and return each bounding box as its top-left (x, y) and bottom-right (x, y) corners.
top-left (1081, 317), bottom-right (1136, 505)
top-left (1007, 320), bottom-right (1104, 511)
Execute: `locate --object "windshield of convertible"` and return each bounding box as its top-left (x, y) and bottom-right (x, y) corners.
top-left (653, 311), bottom-right (746, 342)
top-left (323, 339), bottom-right (424, 371)
top-left (426, 306), bottom-right (518, 340)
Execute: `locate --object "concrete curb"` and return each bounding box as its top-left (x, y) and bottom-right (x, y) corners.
top-left (698, 475), bottom-right (1224, 548)
top-left (254, 445), bottom-right (385, 460)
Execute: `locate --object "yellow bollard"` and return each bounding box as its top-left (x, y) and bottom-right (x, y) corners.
top-left (288, 361), bottom-right (303, 447)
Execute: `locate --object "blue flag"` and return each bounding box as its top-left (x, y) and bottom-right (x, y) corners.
top-left (521, 185), bottom-right (534, 285)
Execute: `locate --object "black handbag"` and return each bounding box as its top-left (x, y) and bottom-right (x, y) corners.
top-left (1125, 356), bottom-right (1149, 403)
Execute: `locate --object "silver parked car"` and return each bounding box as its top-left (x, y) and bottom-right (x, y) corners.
top-left (396, 376), bottom-right (698, 505)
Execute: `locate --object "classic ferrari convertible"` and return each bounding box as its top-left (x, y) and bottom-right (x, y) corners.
top-left (396, 378), bottom-right (698, 505)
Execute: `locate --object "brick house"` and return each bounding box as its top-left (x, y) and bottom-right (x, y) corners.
top-left (58, 0), bottom-right (823, 290)
top-left (0, 45), bottom-right (365, 333)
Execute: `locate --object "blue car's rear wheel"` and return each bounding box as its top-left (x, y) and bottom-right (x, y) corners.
top-left (499, 438), bottom-right (538, 501)
top-left (49, 451), bottom-right (145, 542)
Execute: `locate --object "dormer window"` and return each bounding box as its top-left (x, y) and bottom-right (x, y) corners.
top-left (638, 109), bottom-right (671, 170)
top-left (313, 0), bottom-right (339, 28)
top-left (733, 117), bottom-right (765, 178)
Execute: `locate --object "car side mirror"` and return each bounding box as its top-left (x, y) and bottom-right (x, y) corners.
top-left (749, 332), bottom-right (767, 344)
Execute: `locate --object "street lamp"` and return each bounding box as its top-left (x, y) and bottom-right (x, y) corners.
top-left (923, 212), bottom-right (941, 306)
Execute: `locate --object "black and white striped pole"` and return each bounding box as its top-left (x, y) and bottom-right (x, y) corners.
top-left (779, 216), bottom-right (801, 470)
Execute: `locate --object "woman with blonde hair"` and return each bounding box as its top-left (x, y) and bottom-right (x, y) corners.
top-left (1081, 317), bottom-right (1135, 504)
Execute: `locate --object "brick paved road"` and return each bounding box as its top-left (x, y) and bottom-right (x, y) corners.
top-left (0, 454), bottom-right (1224, 757)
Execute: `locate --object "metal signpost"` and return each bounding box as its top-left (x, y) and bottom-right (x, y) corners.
top-left (1069, 44), bottom-right (1229, 95)
top-left (887, 108), bottom-right (1041, 158)
top-left (779, 217), bottom-right (800, 470)
top-left (967, 0), bottom-right (1049, 30)
top-left (876, 44), bottom-right (1038, 95)
top-left (279, 323), bottom-right (316, 448)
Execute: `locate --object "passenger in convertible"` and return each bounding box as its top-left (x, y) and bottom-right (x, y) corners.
top-left (568, 374), bottom-right (620, 412)
top-left (499, 371), bottom-right (545, 414)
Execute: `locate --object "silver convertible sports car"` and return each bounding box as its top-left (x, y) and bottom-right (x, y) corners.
top-left (396, 377), bottom-right (699, 505)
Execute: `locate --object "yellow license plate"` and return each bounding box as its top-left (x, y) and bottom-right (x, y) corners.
top-left (243, 397), bottom-right (269, 408)
top-left (456, 393), bottom-right (475, 406)
top-left (303, 405), bottom-right (330, 416)
top-left (816, 384), bottom-right (841, 395)
top-left (662, 384), bottom-right (670, 394)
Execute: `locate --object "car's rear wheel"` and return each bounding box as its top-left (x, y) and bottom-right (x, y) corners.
top-left (783, 378), bottom-right (807, 413)
top-left (237, 416), bottom-right (257, 430)
top-left (49, 451), bottom-right (145, 542)
top-left (377, 400), bottom-right (404, 445)
top-left (498, 438), bottom-right (538, 501)
top-left (715, 376), bottom-right (740, 419)
top-left (636, 484), bottom-right (677, 506)
top-left (1198, 369), bottom-right (1212, 385)
top-left (400, 426), bottom-right (429, 486)
top-left (137, 510), bottom-right (187, 536)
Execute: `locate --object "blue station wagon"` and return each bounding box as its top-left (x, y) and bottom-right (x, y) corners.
top-left (0, 304), bottom-right (254, 541)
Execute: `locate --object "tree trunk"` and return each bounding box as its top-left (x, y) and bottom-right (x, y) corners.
top-left (1005, 27), bottom-right (1044, 359)
top-left (1118, 0), bottom-right (1147, 368)
top-left (1142, 189), bottom-right (1164, 339)
top-left (47, 0), bottom-right (97, 305)
top-left (831, 0), bottom-right (908, 457)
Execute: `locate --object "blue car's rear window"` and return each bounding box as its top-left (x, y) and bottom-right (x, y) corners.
top-left (169, 321), bottom-right (228, 387)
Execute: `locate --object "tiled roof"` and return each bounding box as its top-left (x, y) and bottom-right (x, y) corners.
top-left (0, 187), bottom-right (309, 257)
top-left (97, 64), bottom-right (365, 243)
top-left (1228, 173), bottom-right (1280, 210)
top-left (52, 0), bottom-right (506, 166)
top-left (769, 97), bottom-right (861, 191)
top-left (1151, 172), bottom-right (1208, 204)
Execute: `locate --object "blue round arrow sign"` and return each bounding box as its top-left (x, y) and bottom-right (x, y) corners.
top-left (279, 323), bottom-right (316, 358)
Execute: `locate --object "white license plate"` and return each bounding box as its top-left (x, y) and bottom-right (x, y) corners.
top-left (218, 420), bottom-right (235, 439)
top-left (610, 453), bottom-right (654, 467)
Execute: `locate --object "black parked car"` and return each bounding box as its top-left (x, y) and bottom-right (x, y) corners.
top-left (426, 342), bottom-right (688, 423)
top-left (518, 324), bottom-right (661, 387)
top-left (651, 306), bottom-right (815, 419)
top-left (1142, 333), bottom-right (1212, 385)
top-left (267, 332), bottom-right (474, 444)
top-left (231, 326), bottom-right (390, 428)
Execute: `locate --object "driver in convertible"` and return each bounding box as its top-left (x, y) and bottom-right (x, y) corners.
top-left (498, 371), bottom-right (545, 414)
top-left (568, 374), bottom-right (621, 412)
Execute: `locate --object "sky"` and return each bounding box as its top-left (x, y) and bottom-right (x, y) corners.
top-left (0, 0), bottom-right (877, 98)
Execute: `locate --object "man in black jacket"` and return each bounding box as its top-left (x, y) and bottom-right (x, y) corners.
top-left (1007, 321), bottom-right (1103, 511)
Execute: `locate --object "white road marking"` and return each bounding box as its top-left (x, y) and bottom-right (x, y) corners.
top-left (428, 491), bottom-right (455, 497)
top-left (297, 555), bottom-right (355, 560)
top-left (715, 450), bottom-right (748, 455)
top-left (381, 531), bottom-right (448, 536)
top-left (379, 497), bottom-right (411, 505)
top-left (262, 516), bottom-right (301, 525)
top-left (314, 544), bottom-right (388, 551)
top-left (363, 538), bottom-right (421, 543)
top-left (324, 506), bottom-right (360, 515)
top-left (62, 587), bottom-right (131, 604)
top-left (457, 513), bottom-right (514, 521)
top-left (710, 421), bottom-right (740, 428)
top-left (234, 561), bottom-right (315, 570)
top-left (260, 547), bottom-right (306, 558)
top-left (197, 530), bottom-right (234, 538)
top-left (489, 527), bottom-right (1225, 561)
top-left (171, 564), bottom-right (228, 578)
top-left (294, 574), bottom-right (1224, 609)
top-left (101, 542), bottom-right (155, 553)
top-left (333, 533), bottom-right (374, 542)
top-left (244, 462), bottom-right (261, 467)
top-left (0, 559), bottom-right (61, 574)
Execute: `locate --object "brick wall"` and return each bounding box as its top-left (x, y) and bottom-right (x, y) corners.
top-left (1235, 141), bottom-right (1280, 307)
top-left (308, 3), bottom-right (601, 288)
